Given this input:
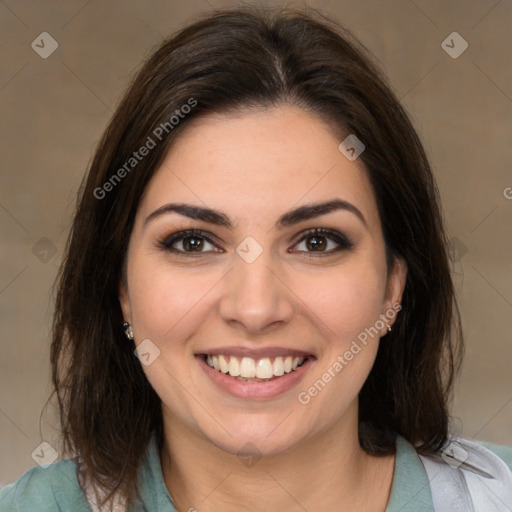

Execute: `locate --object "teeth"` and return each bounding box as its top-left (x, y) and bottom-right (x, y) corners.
top-left (228, 356), bottom-right (241, 376)
top-left (256, 358), bottom-right (273, 379)
top-left (273, 357), bottom-right (284, 376)
top-left (205, 354), bottom-right (306, 379)
top-left (240, 357), bottom-right (256, 378)
top-left (218, 355), bottom-right (229, 373)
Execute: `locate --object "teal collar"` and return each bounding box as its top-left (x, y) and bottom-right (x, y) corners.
top-left (385, 435), bottom-right (434, 511)
top-left (135, 435), bottom-right (175, 511)
top-left (135, 434), bottom-right (433, 511)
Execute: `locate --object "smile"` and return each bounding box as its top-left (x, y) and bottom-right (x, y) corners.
top-left (196, 349), bottom-right (315, 400)
top-left (203, 354), bottom-right (307, 381)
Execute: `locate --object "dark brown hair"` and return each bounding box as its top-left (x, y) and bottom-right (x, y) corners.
top-left (50, 5), bottom-right (463, 508)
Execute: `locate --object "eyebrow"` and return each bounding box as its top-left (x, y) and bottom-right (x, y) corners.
top-left (144, 199), bottom-right (367, 230)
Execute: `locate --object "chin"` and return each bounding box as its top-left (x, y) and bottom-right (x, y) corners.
top-left (199, 415), bottom-right (310, 460)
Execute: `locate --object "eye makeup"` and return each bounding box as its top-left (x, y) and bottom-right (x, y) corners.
top-left (157, 227), bottom-right (355, 257)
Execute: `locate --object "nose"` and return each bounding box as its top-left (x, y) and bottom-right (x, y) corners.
top-left (218, 245), bottom-right (294, 334)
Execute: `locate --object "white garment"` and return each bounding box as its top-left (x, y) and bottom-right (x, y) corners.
top-left (418, 435), bottom-right (512, 512)
top-left (81, 435), bottom-right (512, 511)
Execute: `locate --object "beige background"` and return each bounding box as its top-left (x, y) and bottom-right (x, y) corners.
top-left (1, 0), bottom-right (511, 485)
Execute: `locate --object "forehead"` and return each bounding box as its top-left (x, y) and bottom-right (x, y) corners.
top-left (138, 106), bottom-right (380, 231)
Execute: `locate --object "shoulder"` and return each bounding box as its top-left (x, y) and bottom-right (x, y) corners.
top-left (416, 435), bottom-right (512, 509)
top-left (478, 439), bottom-right (512, 472)
top-left (431, 435), bottom-right (512, 476)
top-left (0, 459), bottom-right (91, 512)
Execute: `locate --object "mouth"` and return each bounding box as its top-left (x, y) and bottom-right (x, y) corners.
top-left (200, 353), bottom-right (309, 382)
top-left (194, 349), bottom-right (315, 400)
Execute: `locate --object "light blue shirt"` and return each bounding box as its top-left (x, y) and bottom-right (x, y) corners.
top-left (1, 434), bottom-right (511, 511)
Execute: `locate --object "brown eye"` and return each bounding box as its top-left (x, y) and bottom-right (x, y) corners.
top-left (304, 234), bottom-right (327, 251)
top-left (159, 229), bottom-right (220, 254)
top-left (180, 236), bottom-right (205, 252)
top-left (292, 228), bottom-right (354, 254)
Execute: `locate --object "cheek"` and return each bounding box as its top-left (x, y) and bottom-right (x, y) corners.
top-left (128, 257), bottom-right (224, 345)
top-left (291, 257), bottom-right (387, 343)
top-left (126, 260), bottom-right (215, 415)
top-left (295, 265), bottom-right (385, 420)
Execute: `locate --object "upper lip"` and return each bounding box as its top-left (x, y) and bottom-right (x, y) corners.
top-left (195, 346), bottom-right (315, 359)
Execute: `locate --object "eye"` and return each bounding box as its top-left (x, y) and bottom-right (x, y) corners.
top-left (158, 229), bottom-right (222, 255)
top-left (158, 227), bottom-right (354, 257)
top-left (291, 228), bottom-right (354, 255)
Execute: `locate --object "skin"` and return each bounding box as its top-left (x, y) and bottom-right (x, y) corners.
top-left (119, 106), bottom-right (407, 511)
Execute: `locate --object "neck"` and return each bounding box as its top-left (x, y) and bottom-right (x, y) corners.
top-left (159, 404), bottom-right (395, 512)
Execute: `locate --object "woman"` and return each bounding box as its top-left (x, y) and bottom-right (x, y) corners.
top-left (1, 6), bottom-right (511, 512)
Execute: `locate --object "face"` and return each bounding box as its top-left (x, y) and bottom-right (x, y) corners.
top-left (119, 106), bottom-right (406, 458)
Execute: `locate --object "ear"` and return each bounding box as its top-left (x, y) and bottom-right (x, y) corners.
top-left (381, 256), bottom-right (407, 330)
top-left (119, 277), bottom-right (132, 324)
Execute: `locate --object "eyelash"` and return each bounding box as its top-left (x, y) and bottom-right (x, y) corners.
top-left (158, 228), bottom-right (354, 257)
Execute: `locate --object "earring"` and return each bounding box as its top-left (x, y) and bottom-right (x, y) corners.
top-left (123, 322), bottom-right (134, 341)
top-left (388, 324), bottom-right (392, 332)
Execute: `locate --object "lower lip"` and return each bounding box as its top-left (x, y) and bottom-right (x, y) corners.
top-left (196, 356), bottom-right (314, 400)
